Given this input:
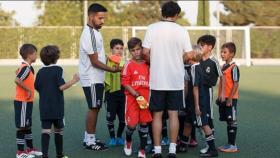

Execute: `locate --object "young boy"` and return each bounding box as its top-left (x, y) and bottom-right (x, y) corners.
top-left (197, 35), bottom-right (223, 154)
top-left (35, 45), bottom-right (79, 158)
top-left (191, 45), bottom-right (219, 157)
top-left (217, 42), bottom-right (239, 153)
top-left (122, 37), bottom-right (152, 158)
top-left (14, 44), bottom-right (42, 158)
top-left (105, 39), bottom-right (126, 146)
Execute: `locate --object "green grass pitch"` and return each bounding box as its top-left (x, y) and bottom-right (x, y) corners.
top-left (0, 66), bottom-right (279, 158)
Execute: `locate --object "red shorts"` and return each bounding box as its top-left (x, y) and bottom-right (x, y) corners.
top-left (125, 93), bottom-right (152, 127)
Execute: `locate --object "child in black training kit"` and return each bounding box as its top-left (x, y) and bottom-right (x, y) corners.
top-left (35, 45), bottom-right (79, 158)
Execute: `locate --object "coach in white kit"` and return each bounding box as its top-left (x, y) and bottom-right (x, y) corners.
top-left (79, 3), bottom-right (120, 151)
top-left (142, 1), bottom-right (192, 158)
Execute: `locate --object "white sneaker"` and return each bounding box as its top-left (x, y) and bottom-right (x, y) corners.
top-left (124, 141), bottom-right (132, 156)
top-left (26, 148), bottom-right (43, 156)
top-left (138, 149), bottom-right (146, 158)
top-left (200, 144), bottom-right (209, 154)
top-left (16, 151), bottom-right (34, 158)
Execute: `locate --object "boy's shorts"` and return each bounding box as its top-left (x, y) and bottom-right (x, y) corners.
top-left (149, 90), bottom-right (184, 112)
top-left (83, 83), bottom-right (104, 109)
top-left (217, 99), bottom-right (238, 122)
top-left (125, 95), bottom-right (152, 127)
top-left (41, 119), bottom-right (65, 129)
top-left (14, 101), bottom-right (33, 128)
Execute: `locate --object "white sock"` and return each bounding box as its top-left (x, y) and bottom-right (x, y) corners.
top-left (154, 146), bottom-right (162, 154)
top-left (87, 134), bottom-right (96, 145)
top-left (84, 131), bottom-right (88, 142)
top-left (169, 143), bottom-right (177, 154)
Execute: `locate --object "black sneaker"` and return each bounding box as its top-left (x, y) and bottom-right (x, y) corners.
top-left (85, 143), bottom-right (109, 151)
top-left (177, 143), bottom-right (188, 153)
top-left (168, 153), bottom-right (176, 158)
top-left (152, 153), bottom-right (162, 158)
top-left (200, 149), bottom-right (218, 157)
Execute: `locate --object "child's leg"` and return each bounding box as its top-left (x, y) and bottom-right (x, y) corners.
top-left (227, 121), bottom-right (237, 146)
top-left (16, 128), bottom-right (25, 152)
top-left (116, 95), bottom-right (125, 138)
top-left (138, 123), bottom-right (149, 150)
top-left (54, 128), bottom-right (63, 157)
top-left (125, 125), bottom-right (136, 143)
top-left (25, 127), bottom-right (33, 149)
top-left (54, 119), bottom-right (65, 158)
top-left (191, 124), bottom-right (197, 140)
top-left (41, 129), bottom-right (51, 158)
top-left (106, 92), bottom-right (117, 139)
top-left (202, 125), bottom-right (216, 151)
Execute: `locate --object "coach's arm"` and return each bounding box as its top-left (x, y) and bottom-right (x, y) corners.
top-left (89, 53), bottom-right (121, 72)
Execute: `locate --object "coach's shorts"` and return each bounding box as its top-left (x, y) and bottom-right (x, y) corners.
top-left (83, 83), bottom-right (104, 109)
top-left (217, 99), bottom-right (238, 122)
top-left (41, 119), bottom-right (65, 129)
top-left (125, 95), bottom-right (152, 127)
top-left (14, 101), bottom-right (33, 128)
top-left (149, 90), bottom-right (184, 112)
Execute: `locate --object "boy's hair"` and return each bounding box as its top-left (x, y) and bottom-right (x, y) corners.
top-left (88, 3), bottom-right (107, 15)
top-left (19, 44), bottom-right (37, 59)
top-left (192, 45), bottom-right (203, 62)
top-left (40, 45), bottom-right (60, 66)
top-left (110, 39), bottom-right (124, 49)
top-left (161, 1), bottom-right (181, 18)
top-left (127, 37), bottom-right (142, 50)
top-left (197, 35), bottom-right (216, 49)
top-left (222, 42), bottom-right (236, 56)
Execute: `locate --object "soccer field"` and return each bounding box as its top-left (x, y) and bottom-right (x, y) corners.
top-left (0, 66), bottom-right (279, 158)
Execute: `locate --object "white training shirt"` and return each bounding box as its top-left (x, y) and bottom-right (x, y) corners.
top-left (142, 21), bottom-right (192, 90)
top-left (79, 25), bottom-right (106, 86)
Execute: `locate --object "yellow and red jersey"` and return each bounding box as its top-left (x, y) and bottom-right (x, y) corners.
top-left (218, 62), bottom-right (240, 99)
top-left (15, 62), bottom-right (35, 102)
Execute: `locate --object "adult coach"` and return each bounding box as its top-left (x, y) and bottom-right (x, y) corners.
top-left (142, 1), bottom-right (192, 158)
top-left (79, 3), bottom-right (120, 151)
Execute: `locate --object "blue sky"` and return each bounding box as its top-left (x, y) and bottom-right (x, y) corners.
top-left (0, 1), bottom-right (220, 26)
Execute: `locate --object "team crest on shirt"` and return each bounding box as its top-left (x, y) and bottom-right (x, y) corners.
top-left (206, 67), bottom-right (211, 73)
top-left (133, 70), bottom-right (138, 75)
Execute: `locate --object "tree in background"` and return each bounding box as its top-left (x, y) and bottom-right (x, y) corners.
top-left (0, 4), bottom-right (17, 26)
top-left (219, 1), bottom-right (280, 26)
top-left (35, 0), bottom-right (189, 26)
top-left (197, 0), bottom-right (209, 26)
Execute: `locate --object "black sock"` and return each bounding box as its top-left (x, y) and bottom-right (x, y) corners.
top-left (16, 130), bottom-right (25, 151)
top-left (139, 125), bottom-right (148, 150)
top-left (117, 122), bottom-right (125, 138)
top-left (227, 123), bottom-right (237, 145)
top-left (208, 119), bottom-right (215, 134)
top-left (191, 126), bottom-right (196, 140)
top-left (41, 133), bottom-right (50, 157)
top-left (180, 135), bottom-right (189, 146)
top-left (25, 129), bottom-right (33, 149)
top-left (162, 120), bottom-right (168, 138)
top-left (125, 127), bottom-right (135, 142)
top-left (179, 115), bottom-right (185, 139)
top-left (55, 131), bottom-right (63, 157)
top-left (107, 121), bottom-right (115, 139)
top-left (205, 134), bottom-right (216, 151)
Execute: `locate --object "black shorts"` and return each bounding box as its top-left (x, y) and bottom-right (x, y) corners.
top-left (105, 91), bottom-right (125, 122)
top-left (217, 99), bottom-right (238, 122)
top-left (41, 119), bottom-right (65, 129)
top-left (83, 83), bottom-right (105, 109)
top-left (14, 101), bottom-right (33, 128)
top-left (149, 90), bottom-right (184, 112)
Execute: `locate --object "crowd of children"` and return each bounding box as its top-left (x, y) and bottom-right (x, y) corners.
top-left (13, 34), bottom-right (240, 158)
